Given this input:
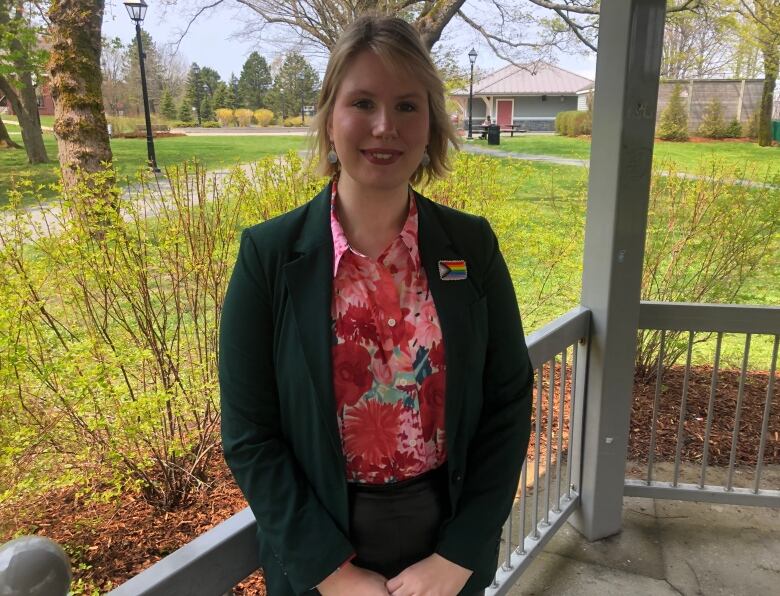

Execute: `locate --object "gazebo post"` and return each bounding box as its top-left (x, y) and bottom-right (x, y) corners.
top-left (569, 0), bottom-right (667, 541)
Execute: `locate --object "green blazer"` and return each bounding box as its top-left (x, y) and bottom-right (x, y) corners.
top-left (219, 184), bottom-right (533, 595)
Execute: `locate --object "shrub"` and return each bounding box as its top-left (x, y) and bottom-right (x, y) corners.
top-left (698, 99), bottom-right (728, 139)
top-left (555, 110), bottom-right (591, 137)
top-left (657, 83), bottom-right (689, 141)
top-left (636, 161), bottom-right (780, 378)
top-left (283, 115), bottom-right (304, 127)
top-left (234, 108), bottom-right (253, 127)
top-left (724, 119), bottom-right (742, 138)
top-left (202, 121), bottom-right (221, 128)
top-left (253, 109), bottom-right (274, 127)
top-left (215, 108), bottom-right (235, 127)
top-left (172, 120), bottom-right (194, 128)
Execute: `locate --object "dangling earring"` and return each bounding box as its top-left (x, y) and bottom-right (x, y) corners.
top-left (327, 144), bottom-right (339, 164)
top-left (420, 147), bottom-right (431, 167)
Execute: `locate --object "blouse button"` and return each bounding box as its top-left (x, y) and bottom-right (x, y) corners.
top-left (388, 318), bottom-right (397, 327)
top-left (409, 439), bottom-right (417, 447)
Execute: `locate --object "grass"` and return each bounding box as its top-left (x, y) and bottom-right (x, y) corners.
top-left (477, 134), bottom-right (779, 177)
top-left (1, 132), bottom-right (307, 205)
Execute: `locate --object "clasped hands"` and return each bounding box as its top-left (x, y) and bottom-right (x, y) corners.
top-left (317, 553), bottom-right (472, 596)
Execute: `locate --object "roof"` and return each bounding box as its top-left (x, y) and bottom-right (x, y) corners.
top-left (452, 62), bottom-right (593, 96)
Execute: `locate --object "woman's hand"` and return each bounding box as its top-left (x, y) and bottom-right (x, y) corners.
top-left (317, 561), bottom-right (390, 595)
top-left (386, 553), bottom-right (472, 596)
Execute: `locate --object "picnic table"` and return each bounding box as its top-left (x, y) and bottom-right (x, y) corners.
top-left (470, 124), bottom-right (527, 138)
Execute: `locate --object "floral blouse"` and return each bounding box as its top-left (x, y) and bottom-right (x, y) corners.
top-left (330, 185), bottom-right (447, 484)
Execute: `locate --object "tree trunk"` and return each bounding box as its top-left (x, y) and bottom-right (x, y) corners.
top-left (757, 44), bottom-right (778, 147)
top-left (0, 113), bottom-right (21, 149)
top-left (47, 0), bottom-right (114, 197)
top-left (0, 76), bottom-right (49, 162)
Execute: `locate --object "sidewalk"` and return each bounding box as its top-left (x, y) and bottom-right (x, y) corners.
top-left (505, 466), bottom-right (780, 595)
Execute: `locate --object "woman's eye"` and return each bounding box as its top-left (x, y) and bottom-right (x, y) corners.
top-left (398, 102), bottom-right (416, 112)
top-left (353, 99), bottom-right (373, 109)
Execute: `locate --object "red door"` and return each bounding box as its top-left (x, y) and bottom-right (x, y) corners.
top-left (496, 100), bottom-right (513, 127)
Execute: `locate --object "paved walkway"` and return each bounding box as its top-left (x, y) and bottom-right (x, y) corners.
top-left (461, 143), bottom-right (590, 168)
top-left (503, 465), bottom-right (780, 595)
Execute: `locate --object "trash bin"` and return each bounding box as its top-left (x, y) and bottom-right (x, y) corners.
top-left (772, 120), bottom-right (780, 142)
top-left (487, 124), bottom-right (500, 145)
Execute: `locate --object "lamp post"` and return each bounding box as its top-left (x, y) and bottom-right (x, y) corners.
top-left (123, 0), bottom-right (159, 172)
top-left (280, 87), bottom-right (286, 121)
top-left (298, 73), bottom-right (305, 125)
top-left (467, 48), bottom-right (477, 140)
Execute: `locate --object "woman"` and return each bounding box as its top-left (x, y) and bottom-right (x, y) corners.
top-left (220, 15), bottom-right (533, 596)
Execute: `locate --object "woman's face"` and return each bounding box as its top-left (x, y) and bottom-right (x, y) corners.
top-left (327, 50), bottom-right (430, 197)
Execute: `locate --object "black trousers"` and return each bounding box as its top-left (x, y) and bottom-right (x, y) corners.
top-left (347, 466), bottom-right (485, 596)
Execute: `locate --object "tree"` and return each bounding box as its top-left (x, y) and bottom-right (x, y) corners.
top-left (124, 29), bottom-right (164, 115)
top-left (212, 81), bottom-right (229, 109)
top-left (198, 66), bottom-right (222, 98)
top-left (698, 99), bottom-right (728, 138)
top-left (178, 99), bottom-right (193, 122)
top-left (265, 52), bottom-right (319, 122)
top-left (0, 0), bottom-right (49, 163)
top-left (100, 36), bottom-right (127, 116)
top-left (160, 88), bottom-right (178, 120)
top-left (228, 73), bottom-right (241, 109)
top-left (657, 84), bottom-right (689, 141)
top-left (0, 113), bottom-right (21, 149)
top-left (738, 0), bottom-right (780, 146)
top-left (48, 0), bottom-right (114, 196)
top-left (200, 94), bottom-right (215, 121)
top-left (184, 63), bottom-right (204, 124)
top-left (238, 51), bottom-right (271, 110)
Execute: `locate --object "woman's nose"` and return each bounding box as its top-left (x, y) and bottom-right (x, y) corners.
top-left (372, 107), bottom-right (398, 138)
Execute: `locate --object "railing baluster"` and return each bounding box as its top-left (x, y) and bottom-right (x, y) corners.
top-left (518, 459), bottom-right (527, 555)
top-left (565, 343), bottom-right (578, 501)
top-left (647, 329), bottom-right (666, 484)
top-left (543, 359), bottom-right (555, 525)
top-left (727, 333), bottom-right (752, 491)
top-left (754, 335), bottom-right (779, 494)
top-left (554, 347), bottom-right (567, 512)
top-left (700, 332), bottom-right (722, 488)
top-left (673, 331), bottom-right (694, 487)
top-left (504, 506), bottom-right (513, 570)
top-left (532, 367), bottom-right (542, 539)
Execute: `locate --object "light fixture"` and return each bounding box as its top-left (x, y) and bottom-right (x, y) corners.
top-left (123, 0), bottom-right (148, 23)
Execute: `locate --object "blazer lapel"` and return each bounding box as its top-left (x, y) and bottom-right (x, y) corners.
top-left (415, 193), bottom-right (481, 448)
top-left (283, 187), bottom-right (343, 458)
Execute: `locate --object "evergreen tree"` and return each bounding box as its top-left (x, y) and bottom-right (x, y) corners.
top-left (199, 66), bottom-right (222, 97)
top-left (698, 99), bottom-right (727, 139)
top-left (200, 95), bottom-right (215, 122)
top-left (184, 63), bottom-right (205, 124)
top-left (657, 84), bottom-right (689, 141)
top-left (125, 29), bottom-right (164, 115)
top-left (178, 100), bottom-right (193, 122)
top-left (160, 88), bottom-right (177, 120)
top-left (212, 82), bottom-right (229, 109)
top-left (228, 74), bottom-right (241, 109)
top-left (238, 52), bottom-right (272, 109)
top-left (266, 52), bottom-right (320, 123)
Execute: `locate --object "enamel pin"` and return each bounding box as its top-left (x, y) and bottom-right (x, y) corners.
top-left (438, 260), bottom-right (467, 281)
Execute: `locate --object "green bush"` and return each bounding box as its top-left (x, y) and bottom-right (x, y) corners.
top-left (202, 121), bottom-right (221, 128)
top-left (657, 83), bottom-right (689, 141)
top-left (724, 119), bottom-right (742, 138)
top-left (697, 99), bottom-right (728, 139)
top-left (171, 120), bottom-right (194, 128)
top-left (636, 161), bottom-right (779, 378)
top-left (555, 110), bottom-right (591, 137)
top-left (746, 111), bottom-right (760, 139)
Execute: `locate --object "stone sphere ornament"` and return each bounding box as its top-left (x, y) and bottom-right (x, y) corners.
top-left (0, 536), bottom-right (72, 596)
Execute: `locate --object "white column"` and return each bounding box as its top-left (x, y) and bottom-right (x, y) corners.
top-left (570, 0), bottom-right (667, 541)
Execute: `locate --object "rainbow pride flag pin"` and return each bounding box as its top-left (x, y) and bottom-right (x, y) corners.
top-left (438, 260), bottom-right (467, 281)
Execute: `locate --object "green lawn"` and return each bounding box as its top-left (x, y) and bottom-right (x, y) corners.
top-left (1, 133), bottom-right (307, 205)
top-left (478, 134), bottom-right (779, 178)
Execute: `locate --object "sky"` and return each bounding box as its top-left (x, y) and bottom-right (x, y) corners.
top-left (102, 1), bottom-right (597, 83)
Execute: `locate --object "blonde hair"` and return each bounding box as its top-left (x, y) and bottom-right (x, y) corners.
top-left (310, 15), bottom-right (460, 186)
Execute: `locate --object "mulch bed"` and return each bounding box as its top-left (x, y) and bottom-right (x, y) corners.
top-left (1, 364), bottom-right (776, 594)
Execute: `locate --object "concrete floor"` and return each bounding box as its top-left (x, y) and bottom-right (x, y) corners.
top-left (502, 467), bottom-right (780, 595)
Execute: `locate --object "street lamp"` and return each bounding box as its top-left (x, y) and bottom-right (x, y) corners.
top-left (298, 73), bottom-right (305, 125)
top-left (123, 0), bottom-right (159, 172)
top-left (280, 87), bottom-right (286, 121)
top-left (467, 48), bottom-right (477, 140)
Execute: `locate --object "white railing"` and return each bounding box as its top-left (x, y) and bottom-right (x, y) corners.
top-left (625, 302), bottom-right (780, 507)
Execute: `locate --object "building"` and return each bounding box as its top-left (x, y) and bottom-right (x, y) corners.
top-left (450, 62), bottom-right (593, 132)
top-left (0, 82), bottom-right (55, 117)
